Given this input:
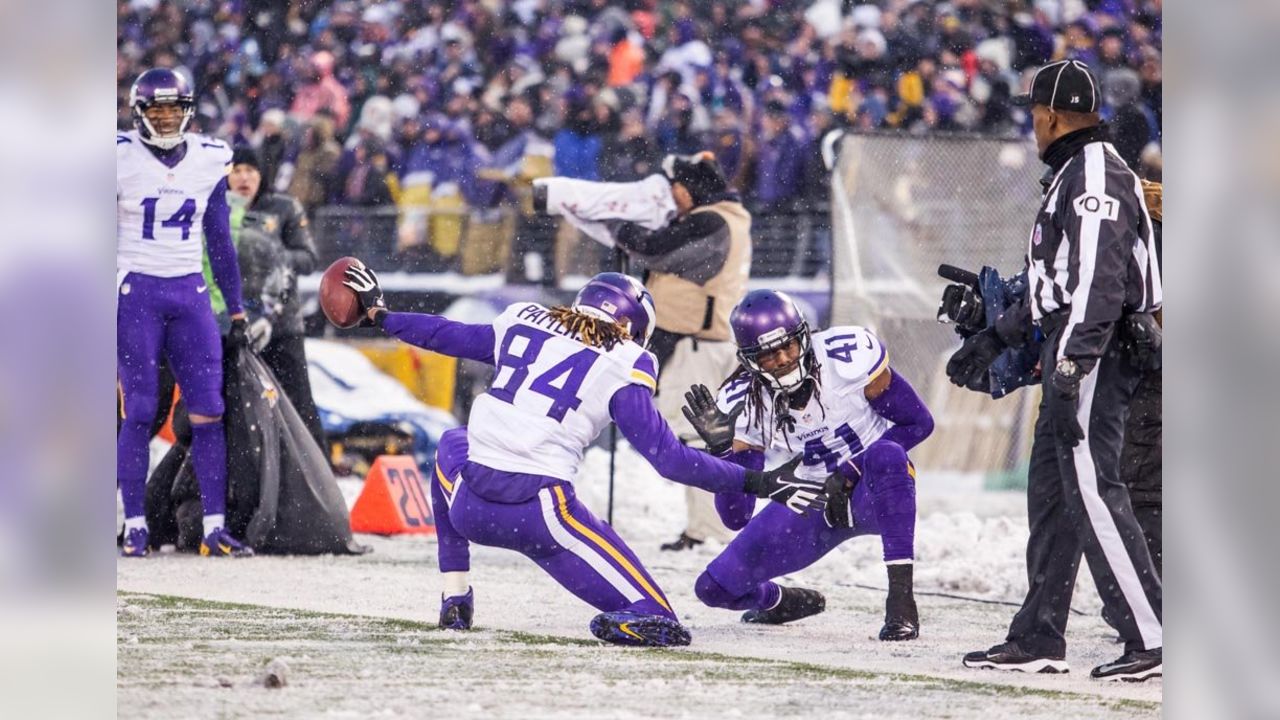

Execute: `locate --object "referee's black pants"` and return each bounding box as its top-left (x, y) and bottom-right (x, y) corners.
top-left (1006, 328), bottom-right (1163, 657)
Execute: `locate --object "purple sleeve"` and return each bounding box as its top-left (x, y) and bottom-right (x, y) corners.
top-left (868, 367), bottom-right (935, 452)
top-left (714, 449), bottom-right (763, 530)
top-left (609, 384), bottom-right (748, 493)
top-left (381, 312), bottom-right (497, 365)
top-left (203, 179), bottom-right (244, 315)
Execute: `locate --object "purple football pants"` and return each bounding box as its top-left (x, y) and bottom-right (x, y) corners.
top-left (432, 428), bottom-right (676, 620)
top-left (697, 440), bottom-right (917, 611)
top-left (117, 272), bottom-right (227, 521)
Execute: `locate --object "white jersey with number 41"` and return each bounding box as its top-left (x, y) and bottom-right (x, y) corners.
top-left (116, 130), bottom-right (231, 278)
top-left (718, 325), bottom-right (893, 482)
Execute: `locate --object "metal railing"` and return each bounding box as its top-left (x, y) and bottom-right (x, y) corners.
top-left (311, 202), bottom-right (833, 280)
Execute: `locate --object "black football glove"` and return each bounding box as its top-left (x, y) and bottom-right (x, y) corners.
top-left (937, 283), bottom-right (986, 331)
top-left (1045, 370), bottom-right (1085, 448)
top-left (744, 457), bottom-right (828, 515)
top-left (227, 316), bottom-right (250, 348)
top-left (342, 262), bottom-right (386, 325)
top-left (823, 474), bottom-right (853, 529)
top-left (945, 327), bottom-right (1005, 389)
top-left (1118, 313), bottom-right (1162, 370)
top-left (681, 384), bottom-right (743, 456)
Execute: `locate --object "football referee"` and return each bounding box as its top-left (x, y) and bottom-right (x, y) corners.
top-left (946, 60), bottom-right (1163, 681)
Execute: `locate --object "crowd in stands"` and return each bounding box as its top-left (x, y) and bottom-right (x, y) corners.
top-left (117, 0), bottom-right (1162, 274)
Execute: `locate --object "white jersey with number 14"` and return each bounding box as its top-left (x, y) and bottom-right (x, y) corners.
top-left (116, 130), bottom-right (231, 278)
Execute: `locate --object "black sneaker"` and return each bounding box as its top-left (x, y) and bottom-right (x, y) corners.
top-left (962, 641), bottom-right (1069, 674)
top-left (742, 587), bottom-right (826, 625)
top-left (660, 532), bottom-right (704, 552)
top-left (1091, 647), bottom-right (1161, 682)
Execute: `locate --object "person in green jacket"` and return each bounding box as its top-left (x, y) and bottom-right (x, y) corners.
top-left (201, 146), bottom-right (326, 452)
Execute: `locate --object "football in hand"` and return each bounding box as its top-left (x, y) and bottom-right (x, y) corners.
top-left (319, 256), bottom-right (364, 329)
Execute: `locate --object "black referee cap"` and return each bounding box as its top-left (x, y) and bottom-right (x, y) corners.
top-left (1011, 60), bottom-right (1100, 113)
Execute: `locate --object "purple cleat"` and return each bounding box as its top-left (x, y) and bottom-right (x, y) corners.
top-left (590, 611), bottom-right (692, 647)
top-left (199, 528), bottom-right (254, 557)
top-left (439, 588), bottom-right (474, 630)
top-left (121, 527), bottom-right (150, 558)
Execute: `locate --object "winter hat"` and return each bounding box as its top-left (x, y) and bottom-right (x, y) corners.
top-left (231, 145), bottom-right (260, 169)
top-left (661, 151), bottom-right (729, 206)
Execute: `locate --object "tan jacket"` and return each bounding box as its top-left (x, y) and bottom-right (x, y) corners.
top-left (646, 200), bottom-right (752, 340)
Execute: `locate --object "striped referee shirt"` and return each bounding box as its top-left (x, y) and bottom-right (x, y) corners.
top-left (1025, 126), bottom-right (1163, 365)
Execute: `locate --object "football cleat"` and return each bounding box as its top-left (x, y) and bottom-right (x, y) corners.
top-left (121, 527), bottom-right (150, 558)
top-left (439, 589), bottom-right (474, 630)
top-left (879, 617), bottom-right (919, 642)
top-left (590, 611), bottom-right (691, 647)
top-left (199, 528), bottom-right (254, 558)
top-left (880, 564), bottom-right (919, 641)
top-left (962, 641), bottom-right (1069, 674)
top-left (1091, 647), bottom-right (1161, 682)
top-left (742, 586), bottom-right (825, 625)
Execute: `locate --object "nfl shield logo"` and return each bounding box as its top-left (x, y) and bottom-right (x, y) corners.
top-left (1032, 224), bottom-right (1043, 246)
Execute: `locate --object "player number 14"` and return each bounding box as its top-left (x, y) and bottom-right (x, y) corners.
top-left (140, 197), bottom-right (198, 240)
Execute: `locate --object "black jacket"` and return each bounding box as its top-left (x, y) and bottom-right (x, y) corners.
top-left (995, 126), bottom-right (1162, 371)
top-left (243, 191), bottom-right (318, 335)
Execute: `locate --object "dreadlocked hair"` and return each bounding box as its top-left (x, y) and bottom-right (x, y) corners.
top-left (547, 305), bottom-right (631, 350)
top-left (722, 351), bottom-right (825, 452)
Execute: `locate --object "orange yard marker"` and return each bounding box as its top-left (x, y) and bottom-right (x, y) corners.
top-left (349, 456), bottom-right (436, 535)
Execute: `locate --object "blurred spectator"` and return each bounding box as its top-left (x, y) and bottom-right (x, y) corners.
top-left (708, 107), bottom-right (752, 192)
top-left (607, 28), bottom-right (645, 87)
top-left (288, 115), bottom-right (342, 216)
top-left (654, 90), bottom-right (706, 156)
top-left (340, 138), bottom-right (394, 206)
top-left (752, 101), bottom-right (805, 211)
top-left (1104, 68), bottom-right (1157, 171)
top-left (600, 107), bottom-right (660, 182)
top-left (1139, 48), bottom-right (1163, 134)
top-left (252, 109), bottom-right (288, 193)
top-left (289, 51), bottom-right (351, 130)
top-left (553, 93), bottom-right (602, 181)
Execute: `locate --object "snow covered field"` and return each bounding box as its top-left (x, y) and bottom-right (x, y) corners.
top-left (117, 444), bottom-right (1161, 718)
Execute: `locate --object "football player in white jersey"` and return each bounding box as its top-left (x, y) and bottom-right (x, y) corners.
top-left (117, 69), bottom-right (252, 557)
top-left (681, 290), bottom-right (935, 640)
top-left (339, 266), bottom-right (830, 646)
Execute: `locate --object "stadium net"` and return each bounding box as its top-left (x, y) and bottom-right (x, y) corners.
top-left (829, 132), bottom-right (1044, 483)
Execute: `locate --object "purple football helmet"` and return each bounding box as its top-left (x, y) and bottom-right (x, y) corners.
top-left (730, 290), bottom-right (813, 391)
top-left (130, 68), bottom-right (195, 150)
top-left (572, 272), bottom-right (657, 348)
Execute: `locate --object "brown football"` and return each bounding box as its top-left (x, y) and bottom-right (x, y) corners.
top-left (319, 257), bottom-right (363, 329)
